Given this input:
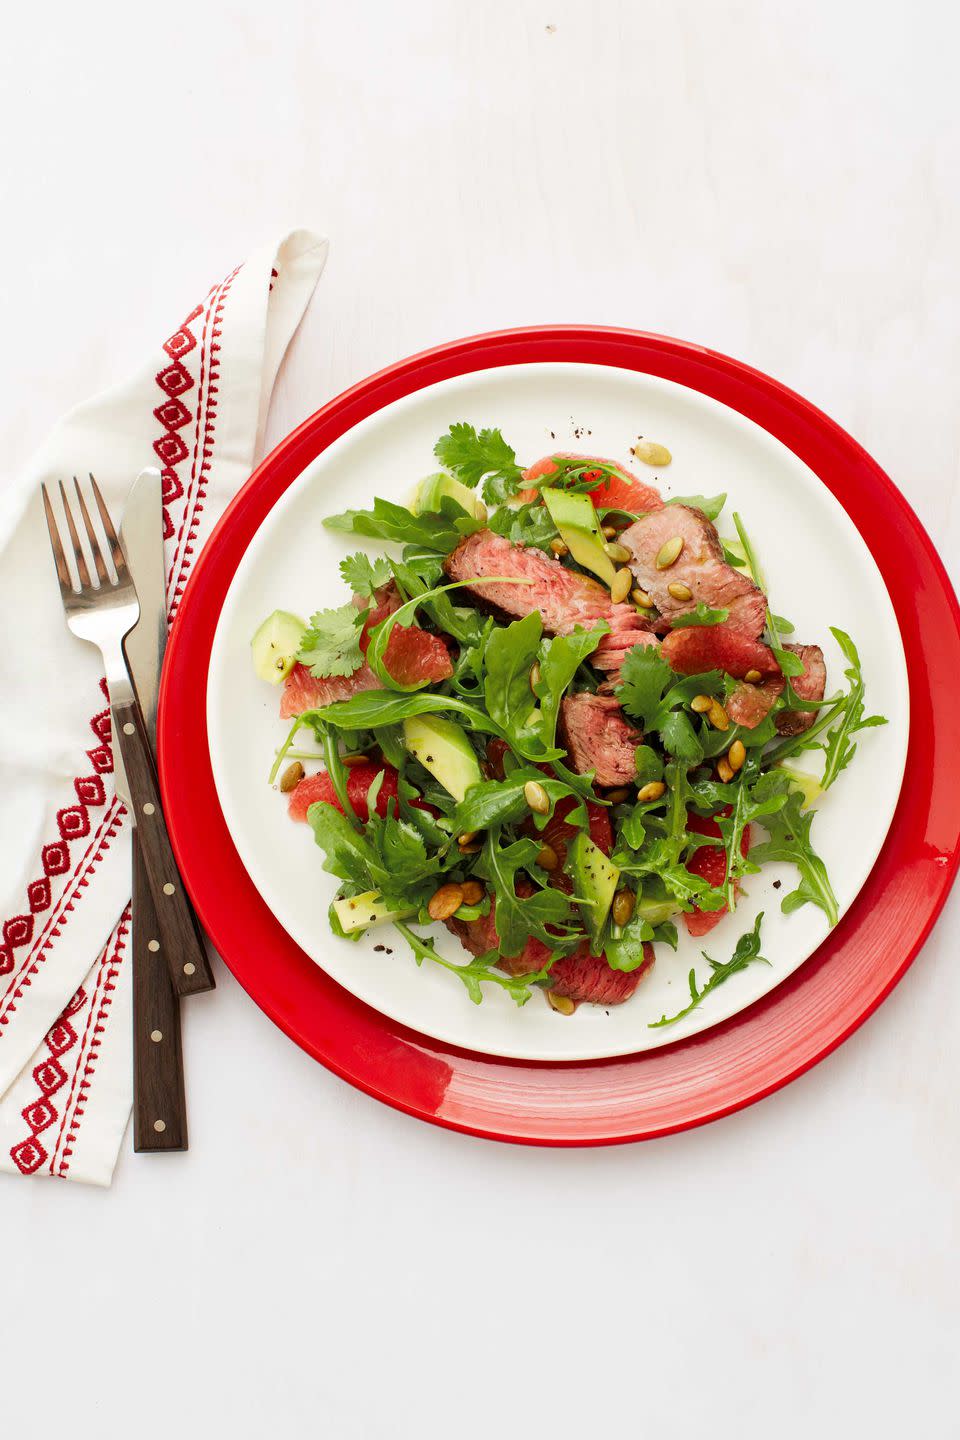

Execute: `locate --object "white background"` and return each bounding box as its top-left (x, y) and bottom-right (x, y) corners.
top-left (3, 2), bottom-right (959, 1436)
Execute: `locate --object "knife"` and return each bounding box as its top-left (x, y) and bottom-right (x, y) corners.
top-left (120, 469), bottom-right (214, 999)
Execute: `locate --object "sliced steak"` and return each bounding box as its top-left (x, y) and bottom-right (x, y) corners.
top-left (724, 641), bottom-right (826, 732)
top-left (443, 530), bottom-right (654, 655)
top-left (620, 505), bottom-right (767, 636)
top-left (591, 629), bottom-right (661, 677)
top-left (660, 623), bottom-right (781, 680)
top-left (559, 693), bottom-right (642, 786)
top-left (775, 642), bottom-right (826, 736)
top-left (549, 945), bottom-right (654, 1006)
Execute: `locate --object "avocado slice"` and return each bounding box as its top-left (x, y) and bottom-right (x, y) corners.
top-left (332, 890), bottom-right (415, 934)
top-left (409, 472), bottom-right (488, 522)
top-left (402, 715), bottom-right (482, 801)
top-left (777, 763), bottom-right (823, 810)
top-left (566, 831), bottom-right (620, 950)
top-left (541, 487), bottom-right (618, 586)
top-left (251, 609), bottom-right (307, 684)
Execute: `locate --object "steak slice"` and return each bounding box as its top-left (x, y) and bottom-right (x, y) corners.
top-left (775, 642), bottom-right (826, 736)
top-left (620, 505), bottom-right (767, 636)
top-left (443, 530), bottom-right (654, 651)
top-left (559, 693), bottom-right (642, 786)
top-left (725, 641), bottom-right (826, 733)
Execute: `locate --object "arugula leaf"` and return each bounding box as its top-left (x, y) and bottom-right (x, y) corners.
top-left (306, 690), bottom-right (506, 738)
top-left (487, 499), bottom-right (559, 553)
top-left (389, 556), bottom-right (483, 648)
top-left (819, 628), bottom-right (887, 789)
top-left (669, 602), bottom-right (730, 630)
top-left (297, 604), bottom-right (365, 679)
top-left (649, 912), bottom-right (769, 1028)
top-left (749, 776), bottom-right (838, 925)
top-left (614, 762), bottom-right (727, 912)
top-left (730, 512), bottom-right (806, 679)
top-left (483, 612), bottom-right (542, 739)
top-left (604, 907), bottom-right (656, 972)
top-left (339, 552), bottom-right (391, 597)
top-left (668, 492), bottom-right (727, 521)
top-left (473, 832), bottom-right (579, 957)
top-left (393, 922), bottom-right (552, 1006)
top-left (534, 624), bottom-right (610, 748)
top-left (633, 744), bottom-right (663, 787)
top-left (307, 797), bottom-right (449, 908)
top-left (449, 771), bottom-right (586, 836)
top-left (324, 496), bottom-right (481, 553)
top-left (433, 423), bottom-right (525, 504)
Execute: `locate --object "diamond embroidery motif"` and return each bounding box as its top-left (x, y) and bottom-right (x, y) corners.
top-left (57, 806), bottom-right (90, 841)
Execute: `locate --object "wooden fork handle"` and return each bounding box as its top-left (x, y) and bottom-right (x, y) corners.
top-left (112, 696), bottom-right (215, 998)
top-left (132, 829), bottom-right (187, 1151)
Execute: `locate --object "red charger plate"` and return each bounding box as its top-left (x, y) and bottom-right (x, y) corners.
top-left (158, 327), bottom-right (960, 1145)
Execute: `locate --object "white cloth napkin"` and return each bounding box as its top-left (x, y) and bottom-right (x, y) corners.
top-left (0, 230), bottom-right (327, 1185)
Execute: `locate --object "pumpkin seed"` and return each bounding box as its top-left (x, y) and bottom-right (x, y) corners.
top-left (655, 535), bottom-right (684, 569)
top-left (717, 757), bottom-right (735, 783)
top-left (529, 661), bottom-right (541, 692)
top-left (610, 567), bottom-right (633, 604)
top-left (707, 700), bottom-right (730, 732)
top-left (460, 880), bottom-right (485, 905)
top-left (631, 587), bottom-right (654, 609)
top-left (667, 581), bottom-right (693, 601)
top-left (632, 439), bottom-right (672, 467)
top-left (605, 786), bottom-right (632, 804)
top-left (342, 752), bottom-right (370, 768)
top-left (690, 694), bottom-right (713, 713)
top-left (743, 669), bottom-right (762, 685)
top-left (427, 883), bottom-right (465, 922)
top-left (637, 780), bottom-right (667, 803)
top-left (523, 779), bottom-right (550, 815)
top-left (546, 990), bottom-right (576, 1016)
top-left (727, 740), bottom-right (746, 773)
top-left (612, 889), bottom-right (636, 927)
top-left (536, 843), bottom-right (559, 872)
top-left (601, 523), bottom-right (618, 539)
top-left (279, 761), bottom-right (305, 793)
top-left (603, 541), bottom-right (632, 563)
top-left (550, 537), bottom-right (569, 557)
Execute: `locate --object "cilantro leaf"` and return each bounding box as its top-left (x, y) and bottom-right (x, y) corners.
top-left (615, 646), bottom-right (675, 729)
top-left (668, 492), bottom-right (727, 521)
top-left (339, 552), bottom-right (392, 597)
top-left (649, 912), bottom-right (770, 1028)
top-left (487, 499), bottom-right (559, 553)
top-left (297, 604), bottom-right (365, 679)
top-left (615, 645), bottom-right (723, 759)
top-left (669, 602), bottom-right (730, 630)
top-left (433, 423), bottom-right (525, 504)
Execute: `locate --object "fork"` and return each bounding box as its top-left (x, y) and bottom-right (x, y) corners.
top-left (42, 477), bottom-right (215, 1146)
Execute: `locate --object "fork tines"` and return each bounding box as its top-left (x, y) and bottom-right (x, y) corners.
top-left (42, 474), bottom-right (127, 599)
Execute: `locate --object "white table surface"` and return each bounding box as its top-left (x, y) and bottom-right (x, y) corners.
top-left (3, 2), bottom-right (959, 1435)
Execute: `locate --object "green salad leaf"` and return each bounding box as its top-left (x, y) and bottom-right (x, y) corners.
top-left (297, 604), bottom-right (365, 679)
top-left (324, 495), bottom-right (482, 553)
top-left (668, 492), bottom-right (727, 521)
top-left (668, 602), bottom-right (730, 629)
top-left (393, 922), bottom-right (552, 1006)
top-left (433, 423), bottom-right (525, 504)
top-left (339, 552), bottom-right (392, 597)
top-left (649, 912), bottom-right (769, 1028)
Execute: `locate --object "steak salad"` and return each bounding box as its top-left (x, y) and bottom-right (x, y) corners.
top-left (251, 425), bottom-right (886, 1025)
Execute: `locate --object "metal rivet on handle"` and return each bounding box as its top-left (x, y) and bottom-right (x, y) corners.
top-left (123, 722), bottom-right (135, 735)
top-left (183, 962), bottom-right (196, 976)
top-left (147, 939), bottom-right (160, 952)
top-left (150, 1029), bottom-right (163, 1043)
top-left (163, 882), bottom-right (175, 896)
top-left (143, 802), bottom-right (155, 816)
top-left (153, 1119), bottom-right (166, 1133)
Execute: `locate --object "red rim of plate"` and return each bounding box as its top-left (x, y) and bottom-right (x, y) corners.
top-left (158, 326), bottom-right (960, 1146)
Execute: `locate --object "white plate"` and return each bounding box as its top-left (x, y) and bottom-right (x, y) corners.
top-left (207, 362), bottom-right (908, 1062)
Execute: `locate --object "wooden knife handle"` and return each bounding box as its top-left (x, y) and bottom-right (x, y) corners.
top-left (132, 828), bottom-right (187, 1152)
top-left (112, 696), bottom-right (215, 997)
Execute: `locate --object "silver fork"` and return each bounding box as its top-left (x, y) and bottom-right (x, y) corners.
top-left (42, 478), bottom-right (215, 1145)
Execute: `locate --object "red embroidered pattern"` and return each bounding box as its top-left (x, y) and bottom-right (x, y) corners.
top-left (3, 260), bottom-right (240, 1176)
top-left (8, 983), bottom-right (88, 1175)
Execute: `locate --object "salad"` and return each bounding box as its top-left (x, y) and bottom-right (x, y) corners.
top-left (251, 424), bottom-right (885, 1024)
